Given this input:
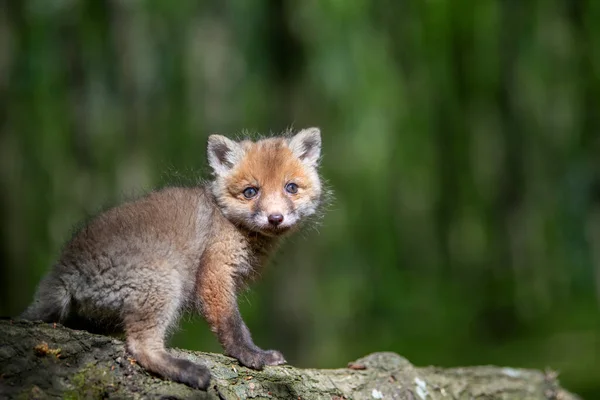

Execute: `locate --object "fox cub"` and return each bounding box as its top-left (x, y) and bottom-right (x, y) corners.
top-left (21, 128), bottom-right (324, 390)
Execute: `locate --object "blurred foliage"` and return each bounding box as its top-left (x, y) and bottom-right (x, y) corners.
top-left (1, 0), bottom-right (599, 397)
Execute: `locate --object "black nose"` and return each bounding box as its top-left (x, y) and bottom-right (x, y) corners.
top-left (268, 213), bottom-right (284, 226)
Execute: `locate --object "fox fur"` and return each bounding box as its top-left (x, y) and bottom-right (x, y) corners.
top-left (20, 127), bottom-right (324, 390)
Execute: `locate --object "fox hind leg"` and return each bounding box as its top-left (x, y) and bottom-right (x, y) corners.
top-left (126, 331), bottom-right (211, 390)
top-left (123, 281), bottom-right (211, 390)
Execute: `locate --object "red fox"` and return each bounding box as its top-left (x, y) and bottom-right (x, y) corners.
top-left (21, 128), bottom-right (324, 390)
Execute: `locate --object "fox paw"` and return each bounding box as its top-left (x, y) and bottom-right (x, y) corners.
top-left (171, 357), bottom-right (211, 390)
top-left (233, 348), bottom-right (287, 370)
top-left (261, 349), bottom-right (287, 366)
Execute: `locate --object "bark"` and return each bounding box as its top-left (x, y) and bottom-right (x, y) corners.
top-left (0, 320), bottom-right (579, 400)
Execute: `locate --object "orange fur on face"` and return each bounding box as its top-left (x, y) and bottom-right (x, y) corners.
top-left (231, 140), bottom-right (309, 194)
top-left (212, 136), bottom-right (322, 235)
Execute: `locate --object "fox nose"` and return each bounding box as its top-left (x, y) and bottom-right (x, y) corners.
top-left (268, 213), bottom-right (284, 226)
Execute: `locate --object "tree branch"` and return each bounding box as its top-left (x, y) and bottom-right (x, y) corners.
top-left (0, 320), bottom-right (579, 399)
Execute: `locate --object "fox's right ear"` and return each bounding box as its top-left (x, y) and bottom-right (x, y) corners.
top-left (207, 135), bottom-right (243, 175)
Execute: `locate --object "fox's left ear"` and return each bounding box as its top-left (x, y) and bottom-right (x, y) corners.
top-left (289, 127), bottom-right (321, 166)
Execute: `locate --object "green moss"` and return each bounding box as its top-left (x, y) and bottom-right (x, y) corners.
top-left (63, 363), bottom-right (116, 400)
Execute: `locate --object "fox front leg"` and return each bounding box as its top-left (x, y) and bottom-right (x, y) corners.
top-left (198, 253), bottom-right (286, 369)
top-left (215, 305), bottom-right (286, 369)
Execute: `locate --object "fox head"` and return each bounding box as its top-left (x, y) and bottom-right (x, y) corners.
top-left (207, 128), bottom-right (322, 236)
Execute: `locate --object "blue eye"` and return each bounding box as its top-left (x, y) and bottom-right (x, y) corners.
top-left (285, 182), bottom-right (298, 194)
top-left (243, 187), bottom-right (258, 199)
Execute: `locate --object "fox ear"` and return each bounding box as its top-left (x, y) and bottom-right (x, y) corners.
top-left (207, 135), bottom-right (243, 175)
top-left (289, 127), bottom-right (321, 166)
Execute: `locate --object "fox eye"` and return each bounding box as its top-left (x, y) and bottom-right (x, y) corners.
top-left (243, 187), bottom-right (259, 199)
top-left (285, 182), bottom-right (299, 194)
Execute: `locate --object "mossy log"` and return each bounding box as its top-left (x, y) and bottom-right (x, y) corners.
top-left (0, 320), bottom-right (579, 399)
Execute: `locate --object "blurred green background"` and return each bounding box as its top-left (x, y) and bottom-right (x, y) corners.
top-left (1, 0), bottom-right (599, 397)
